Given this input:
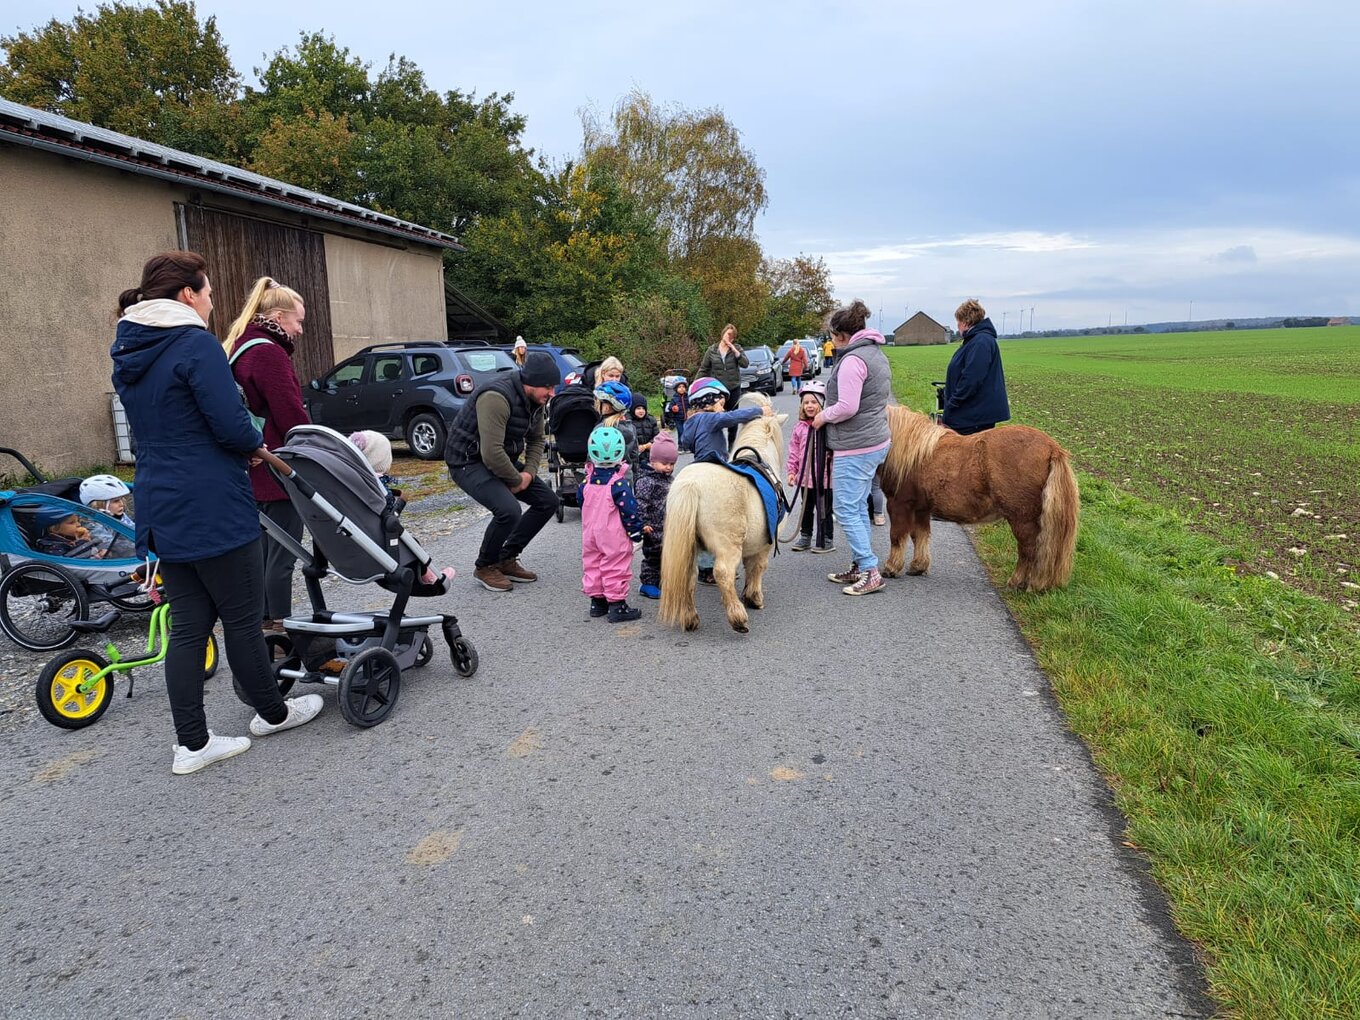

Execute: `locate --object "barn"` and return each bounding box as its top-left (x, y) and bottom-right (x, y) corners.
top-left (892, 311), bottom-right (950, 345)
top-left (0, 98), bottom-right (470, 473)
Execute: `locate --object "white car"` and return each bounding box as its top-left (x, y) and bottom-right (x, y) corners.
top-left (776, 339), bottom-right (823, 380)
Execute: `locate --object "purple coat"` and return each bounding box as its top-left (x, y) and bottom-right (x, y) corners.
top-left (230, 322), bottom-right (310, 502)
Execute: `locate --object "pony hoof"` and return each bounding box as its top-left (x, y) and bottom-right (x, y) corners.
top-left (683, 618), bottom-right (700, 632)
top-left (906, 567), bottom-right (927, 576)
top-left (742, 596), bottom-right (762, 610)
top-left (881, 566), bottom-right (901, 578)
top-left (730, 619), bottom-right (749, 634)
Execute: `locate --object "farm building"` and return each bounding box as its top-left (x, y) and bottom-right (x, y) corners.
top-left (892, 311), bottom-right (950, 345)
top-left (0, 98), bottom-right (487, 474)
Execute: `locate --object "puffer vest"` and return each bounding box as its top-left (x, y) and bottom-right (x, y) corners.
top-left (444, 373), bottom-right (540, 468)
top-left (825, 335), bottom-right (891, 451)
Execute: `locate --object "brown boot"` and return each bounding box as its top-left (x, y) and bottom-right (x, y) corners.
top-left (473, 563), bottom-right (513, 591)
top-left (497, 558), bottom-right (538, 583)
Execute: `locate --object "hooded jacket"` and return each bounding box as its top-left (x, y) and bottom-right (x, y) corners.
top-left (943, 317), bottom-right (1010, 430)
top-left (112, 300), bottom-right (263, 562)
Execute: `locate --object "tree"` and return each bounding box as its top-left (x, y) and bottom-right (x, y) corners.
top-left (745, 255), bottom-right (835, 346)
top-left (0, 0), bottom-right (241, 157)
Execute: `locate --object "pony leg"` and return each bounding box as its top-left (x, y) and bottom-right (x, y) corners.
top-left (741, 550), bottom-right (770, 609)
top-left (1008, 518), bottom-right (1041, 590)
top-left (713, 548), bottom-right (749, 633)
top-left (883, 509), bottom-right (910, 577)
top-left (906, 510), bottom-right (932, 575)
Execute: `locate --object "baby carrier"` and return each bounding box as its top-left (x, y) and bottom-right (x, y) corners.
top-left (258, 426), bottom-right (478, 727)
top-left (545, 386), bottom-right (601, 522)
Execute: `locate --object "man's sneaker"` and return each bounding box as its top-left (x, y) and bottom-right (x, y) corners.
top-left (843, 568), bottom-right (885, 596)
top-left (608, 600), bottom-right (642, 623)
top-left (698, 567), bottom-right (716, 585)
top-left (172, 731), bottom-right (250, 775)
top-left (639, 583), bottom-right (661, 599)
top-left (589, 596), bottom-right (609, 617)
top-left (872, 513), bottom-right (887, 527)
top-left (498, 558), bottom-right (538, 583)
top-left (473, 564), bottom-right (513, 591)
top-left (827, 565), bottom-right (861, 585)
top-left (809, 543), bottom-right (836, 554)
top-left (249, 694), bottom-right (324, 737)
top-left (790, 534), bottom-right (811, 552)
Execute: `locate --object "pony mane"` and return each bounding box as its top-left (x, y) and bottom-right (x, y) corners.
top-left (882, 404), bottom-right (946, 491)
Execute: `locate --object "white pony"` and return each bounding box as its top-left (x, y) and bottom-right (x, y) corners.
top-left (658, 393), bottom-right (788, 633)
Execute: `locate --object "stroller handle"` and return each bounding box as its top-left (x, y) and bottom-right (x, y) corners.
top-left (258, 447), bottom-right (315, 499)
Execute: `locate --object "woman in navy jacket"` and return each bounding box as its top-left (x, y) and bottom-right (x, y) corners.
top-left (942, 299), bottom-right (1011, 435)
top-left (112, 251), bottom-right (322, 775)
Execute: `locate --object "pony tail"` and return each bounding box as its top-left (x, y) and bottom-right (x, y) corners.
top-left (223, 276), bottom-right (276, 354)
top-left (1032, 448), bottom-right (1080, 590)
top-left (117, 287), bottom-right (143, 314)
top-left (658, 485), bottom-right (702, 630)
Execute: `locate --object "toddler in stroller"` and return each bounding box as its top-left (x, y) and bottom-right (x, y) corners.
top-left (255, 426), bottom-right (477, 728)
top-left (545, 386), bottom-right (602, 522)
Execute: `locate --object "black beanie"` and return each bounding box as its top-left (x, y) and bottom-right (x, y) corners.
top-left (520, 351), bottom-right (560, 388)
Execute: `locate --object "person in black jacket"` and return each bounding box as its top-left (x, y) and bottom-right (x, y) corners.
top-left (943, 299), bottom-right (1011, 435)
top-left (629, 394), bottom-right (659, 469)
top-left (445, 351), bottom-right (560, 592)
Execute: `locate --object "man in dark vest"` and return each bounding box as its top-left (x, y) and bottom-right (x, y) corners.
top-left (446, 351), bottom-right (561, 591)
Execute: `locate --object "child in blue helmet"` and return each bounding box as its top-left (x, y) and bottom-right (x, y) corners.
top-left (595, 380), bottom-right (640, 472)
top-left (579, 425), bottom-right (645, 622)
top-left (678, 376), bottom-right (773, 583)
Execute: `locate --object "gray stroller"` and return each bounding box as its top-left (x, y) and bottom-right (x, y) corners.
top-left (252, 425), bottom-right (477, 727)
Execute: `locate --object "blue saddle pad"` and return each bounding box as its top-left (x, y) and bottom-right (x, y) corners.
top-left (718, 460), bottom-right (784, 544)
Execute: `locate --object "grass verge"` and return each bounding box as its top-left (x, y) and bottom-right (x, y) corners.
top-left (970, 477), bottom-right (1360, 1018)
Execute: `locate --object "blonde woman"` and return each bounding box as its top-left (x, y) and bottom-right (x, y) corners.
top-left (225, 276), bottom-right (311, 630)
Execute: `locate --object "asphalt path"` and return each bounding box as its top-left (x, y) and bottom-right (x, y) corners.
top-left (0, 386), bottom-right (1211, 1019)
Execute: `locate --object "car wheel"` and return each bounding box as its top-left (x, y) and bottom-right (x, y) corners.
top-left (405, 412), bottom-right (446, 460)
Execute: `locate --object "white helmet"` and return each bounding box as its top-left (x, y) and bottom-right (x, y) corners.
top-left (80, 474), bottom-right (131, 505)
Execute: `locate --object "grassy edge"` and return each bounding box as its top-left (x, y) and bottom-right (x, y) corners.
top-left (965, 476), bottom-right (1360, 1018)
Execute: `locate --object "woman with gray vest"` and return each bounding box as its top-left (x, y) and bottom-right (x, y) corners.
top-left (445, 351), bottom-right (561, 591)
top-left (811, 300), bottom-right (892, 596)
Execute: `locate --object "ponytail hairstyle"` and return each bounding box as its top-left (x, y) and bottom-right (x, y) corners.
top-left (827, 299), bottom-right (870, 337)
top-left (223, 276), bottom-right (305, 355)
top-left (117, 251), bottom-right (208, 315)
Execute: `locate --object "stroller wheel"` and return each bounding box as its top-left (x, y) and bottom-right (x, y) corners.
top-left (338, 647), bottom-right (401, 727)
top-left (0, 562), bottom-right (88, 652)
top-left (555, 493), bottom-right (565, 523)
top-left (36, 648), bottom-right (112, 729)
top-left (415, 635), bottom-right (434, 668)
top-left (204, 633), bottom-right (219, 681)
top-left (450, 636), bottom-right (478, 677)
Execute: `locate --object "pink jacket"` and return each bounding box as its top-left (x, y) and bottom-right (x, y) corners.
top-left (786, 419), bottom-right (831, 488)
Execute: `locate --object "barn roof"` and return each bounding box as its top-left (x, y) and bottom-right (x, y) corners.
top-left (893, 310), bottom-right (947, 332)
top-left (0, 98), bottom-right (462, 251)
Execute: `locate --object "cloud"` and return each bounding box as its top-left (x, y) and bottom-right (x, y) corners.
top-left (1210, 245), bottom-right (1258, 264)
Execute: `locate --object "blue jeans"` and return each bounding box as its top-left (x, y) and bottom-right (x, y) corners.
top-left (832, 445), bottom-right (889, 571)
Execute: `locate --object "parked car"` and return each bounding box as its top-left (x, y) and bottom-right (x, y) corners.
top-left (775, 339), bottom-right (823, 380)
top-left (304, 341), bottom-right (518, 460)
top-left (739, 345), bottom-right (783, 396)
top-left (488, 341), bottom-right (586, 392)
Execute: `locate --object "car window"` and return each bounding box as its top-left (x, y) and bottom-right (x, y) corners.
top-left (459, 349), bottom-right (517, 374)
top-left (411, 353), bottom-right (441, 376)
top-left (562, 352), bottom-right (584, 368)
top-left (372, 355), bottom-right (405, 383)
top-left (327, 359), bottom-right (366, 388)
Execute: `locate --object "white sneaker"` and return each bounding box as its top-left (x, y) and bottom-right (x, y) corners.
top-left (172, 731), bottom-right (251, 775)
top-left (249, 694), bottom-right (324, 737)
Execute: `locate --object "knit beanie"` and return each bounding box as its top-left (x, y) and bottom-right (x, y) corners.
top-left (349, 430), bottom-right (393, 475)
top-left (649, 432), bottom-right (678, 465)
top-left (521, 350), bottom-right (560, 388)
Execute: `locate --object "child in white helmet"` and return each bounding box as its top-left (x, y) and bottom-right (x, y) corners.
top-left (80, 474), bottom-right (136, 557)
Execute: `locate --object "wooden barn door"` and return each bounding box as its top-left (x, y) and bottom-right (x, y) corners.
top-left (178, 205), bottom-right (336, 384)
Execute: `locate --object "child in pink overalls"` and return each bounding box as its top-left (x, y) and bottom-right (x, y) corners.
top-left (579, 425), bottom-right (645, 622)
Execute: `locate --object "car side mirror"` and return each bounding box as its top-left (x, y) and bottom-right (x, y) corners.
top-left (309, 379), bottom-right (322, 391)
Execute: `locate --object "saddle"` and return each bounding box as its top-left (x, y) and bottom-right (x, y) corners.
top-left (724, 446), bottom-right (789, 546)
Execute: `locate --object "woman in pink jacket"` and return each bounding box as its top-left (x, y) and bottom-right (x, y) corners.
top-left (785, 381), bottom-right (834, 553)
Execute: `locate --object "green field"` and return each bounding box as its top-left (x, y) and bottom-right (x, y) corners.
top-left (889, 327), bottom-right (1360, 609)
top-left (887, 327), bottom-right (1360, 1018)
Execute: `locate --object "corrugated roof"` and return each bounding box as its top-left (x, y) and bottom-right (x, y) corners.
top-left (0, 98), bottom-right (462, 250)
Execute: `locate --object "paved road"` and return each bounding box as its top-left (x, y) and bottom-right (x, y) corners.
top-left (0, 387), bottom-right (1211, 1019)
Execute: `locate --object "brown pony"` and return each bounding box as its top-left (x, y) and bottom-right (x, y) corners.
top-left (879, 406), bottom-right (1079, 591)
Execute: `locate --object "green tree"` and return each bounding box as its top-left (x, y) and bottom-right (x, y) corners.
top-left (0, 0), bottom-right (241, 157)
top-left (745, 254), bottom-right (835, 346)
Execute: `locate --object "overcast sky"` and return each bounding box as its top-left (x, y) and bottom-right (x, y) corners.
top-left (14, 0), bottom-right (1360, 331)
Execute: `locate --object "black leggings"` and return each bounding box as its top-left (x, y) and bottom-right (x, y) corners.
top-left (159, 539), bottom-right (288, 750)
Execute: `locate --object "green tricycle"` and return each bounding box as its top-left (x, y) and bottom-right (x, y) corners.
top-left (36, 594), bottom-right (218, 729)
